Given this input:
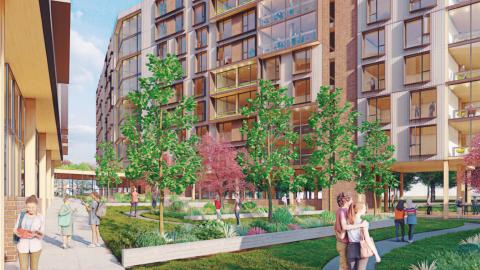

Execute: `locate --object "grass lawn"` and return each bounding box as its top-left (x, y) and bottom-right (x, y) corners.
top-left (130, 218), bottom-right (466, 270)
top-left (377, 226), bottom-right (480, 270)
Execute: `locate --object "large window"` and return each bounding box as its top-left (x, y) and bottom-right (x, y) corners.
top-left (180, 57), bottom-right (187, 77)
top-left (217, 37), bottom-right (255, 67)
top-left (238, 64), bottom-right (257, 86)
top-left (410, 125), bottom-right (437, 156)
top-left (118, 56), bottom-right (141, 98)
top-left (196, 52), bottom-right (207, 73)
top-left (293, 49), bottom-right (311, 73)
top-left (215, 63), bottom-right (257, 92)
top-left (196, 101), bottom-right (206, 122)
top-left (193, 77), bottom-right (206, 97)
top-left (242, 10), bottom-right (256, 32)
top-left (409, 0), bottom-right (436, 12)
top-left (405, 52), bottom-right (430, 85)
top-left (242, 37), bottom-right (256, 60)
top-left (367, 96), bottom-right (391, 124)
top-left (410, 88), bottom-right (437, 120)
top-left (218, 19), bottom-right (232, 40)
top-left (238, 91), bottom-right (256, 108)
top-left (262, 57), bottom-right (280, 81)
top-left (196, 27), bottom-right (208, 48)
top-left (363, 62), bottom-right (385, 92)
top-left (175, 14), bottom-right (184, 32)
top-left (367, 0), bottom-right (391, 24)
top-left (216, 69), bottom-right (236, 90)
top-left (293, 78), bottom-right (311, 104)
top-left (292, 106), bottom-right (315, 165)
top-left (448, 2), bottom-right (480, 44)
top-left (217, 119), bottom-right (250, 142)
top-left (169, 83), bottom-right (183, 104)
top-left (157, 42), bottom-right (167, 59)
top-left (176, 35), bottom-right (187, 55)
top-left (363, 28), bottom-right (385, 58)
top-left (193, 4), bottom-right (206, 25)
top-left (258, 0), bottom-right (317, 27)
top-left (196, 125), bottom-right (209, 137)
top-left (448, 42), bottom-right (480, 81)
top-left (118, 14), bottom-right (142, 58)
top-left (215, 95), bottom-right (237, 117)
top-left (405, 16), bottom-right (430, 48)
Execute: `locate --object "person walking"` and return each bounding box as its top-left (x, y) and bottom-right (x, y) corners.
top-left (281, 194), bottom-right (288, 206)
top-left (346, 202), bottom-right (381, 270)
top-left (14, 195), bottom-right (45, 270)
top-left (151, 187), bottom-right (158, 209)
top-left (456, 197), bottom-right (463, 219)
top-left (84, 192), bottom-right (101, 247)
top-left (334, 192), bottom-right (367, 270)
top-left (426, 196), bottom-right (432, 215)
top-left (58, 196), bottom-right (75, 249)
top-left (405, 199), bottom-right (417, 243)
top-left (234, 192), bottom-right (241, 225)
top-left (214, 195), bottom-right (222, 220)
top-left (394, 200), bottom-right (406, 242)
top-left (130, 187), bottom-right (139, 217)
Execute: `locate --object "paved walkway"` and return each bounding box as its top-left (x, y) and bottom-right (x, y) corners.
top-left (6, 198), bottom-right (124, 270)
top-left (323, 222), bottom-right (480, 270)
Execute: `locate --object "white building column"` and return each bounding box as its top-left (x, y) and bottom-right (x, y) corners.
top-left (46, 150), bottom-right (52, 208)
top-left (24, 99), bottom-right (37, 197)
top-left (443, 160), bottom-right (450, 219)
top-left (38, 133), bottom-right (47, 214)
top-left (0, 0), bottom-right (6, 264)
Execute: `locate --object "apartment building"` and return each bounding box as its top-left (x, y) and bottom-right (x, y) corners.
top-left (0, 0), bottom-right (71, 263)
top-left (357, 0), bottom-right (479, 205)
top-left (96, 0), bottom-right (358, 209)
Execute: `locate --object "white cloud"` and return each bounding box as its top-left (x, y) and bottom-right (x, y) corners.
top-left (72, 10), bottom-right (84, 20)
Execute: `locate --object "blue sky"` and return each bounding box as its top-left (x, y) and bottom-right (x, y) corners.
top-left (68, 0), bottom-right (142, 165)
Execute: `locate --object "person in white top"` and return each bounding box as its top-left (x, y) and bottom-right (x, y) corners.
top-left (346, 202), bottom-right (381, 270)
top-left (13, 195), bottom-right (45, 270)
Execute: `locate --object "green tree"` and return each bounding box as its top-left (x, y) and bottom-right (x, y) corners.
top-left (302, 86), bottom-right (358, 211)
top-left (121, 54), bottom-right (202, 234)
top-left (95, 141), bottom-right (122, 199)
top-left (403, 172), bottom-right (456, 201)
top-left (238, 80), bottom-right (298, 221)
top-left (355, 120), bottom-right (397, 215)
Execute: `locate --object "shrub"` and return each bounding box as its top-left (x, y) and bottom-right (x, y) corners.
top-left (236, 225), bottom-right (250, 236)
top-left (249, 219), bottom-right (269, 231)
top-left (247, 227), bottom-right (266, 235)
top-left (255, 207), bottom-right (268, 214)
top-left (409, 260), bottom-right (436, 270)
top-left (170, 200), bottom-right (186, 212)
top-left (433, 250), bottom-right (480, 269)
top-left (456, 243), bottom-right (480, 254)
top-left (298, 218), bottom-right (323, 229)
top-left (266, 223), bottom-right (288, 233)
top-left (242, 201), bottom-right (257, 211)
top-left (460, 233), bottom-right (480, 245)
top-left (222, 223), bottom-right (238, 238)
top-left (192, 220), bottom-right (223, 240)
top-left (189, 208), bottom-right (203, 216)
top-left (302, 205), bottom-right (315, 212)
top-left (319, 211), bottom-right (336, 225)
top-left (272, 207), bottom-right (293, 225)
top-left (134, 230), bottom-right (166, 248)
top-left (203, 202), bottom-right (217, 215)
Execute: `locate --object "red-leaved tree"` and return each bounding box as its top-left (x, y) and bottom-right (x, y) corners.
top-left (465, 134), bottom-right (480, 192)
top-left (197, 135), bottom-right (253, 201)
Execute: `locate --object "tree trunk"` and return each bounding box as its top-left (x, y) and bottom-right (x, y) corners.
top-left (159, 189), bottom-right (165, 234)
top-left (329, 187), bottom-right (333, 212)
top-left (107, 181), bottom-right (110, 201)
top-left (373, 193), bottom-right (377, 216)
top-left (430, 182), bottom-right (436, 201)
top-left (383, 185), bottom-right (388, 213)
top-left (267, 185), bottom-right (273, 222)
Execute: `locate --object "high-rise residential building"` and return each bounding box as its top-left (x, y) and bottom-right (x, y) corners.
top-left (0, 0), bottom-right (71, 263)
top-left (357, 0), bottom-right (479, 205)
top-left (96, 0), bottom-right (358, 209)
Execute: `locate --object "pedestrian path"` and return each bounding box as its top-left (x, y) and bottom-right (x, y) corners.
top-left (323, 222), bottom-right (480, 270)
top-left (6, 198), bottom-right (124, 270)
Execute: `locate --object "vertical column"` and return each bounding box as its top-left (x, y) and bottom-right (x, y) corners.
top-left (24, 99), bottom-right (37, 197)
top-left (0, 0), bottom-right (6, 265)
top-left (46, 150), bottom-right (52, 209)
top-left (399, 173), bottom-right (404, 198)
top-left (456, 165), bottom-right (464, 203)
top-left (191, 184), bottom-right (196, 200)
top-left (38, 133), bottom-right (47, 214)
top-left (443, 161), bottom-right (450, 219)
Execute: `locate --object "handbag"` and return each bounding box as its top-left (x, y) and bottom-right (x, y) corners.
top-left (13, 211), bottom-right (26, 244)
top-left (360, 228), bottom-right (374, 258)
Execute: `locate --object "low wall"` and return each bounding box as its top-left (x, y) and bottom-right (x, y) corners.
top-left (4, 197), bottom-right (25, 262)
top-left (122, 219), bottom-right (393, 268)
top-left (184, 210), bottom-right (324, 221)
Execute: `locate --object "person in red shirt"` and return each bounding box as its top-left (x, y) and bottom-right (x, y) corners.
top-left (130, 187), bottom-right (139, 217)
top-left (214, 195), bottom-right (221, 220)
top-left (394, 200), bottom-right (406, 242)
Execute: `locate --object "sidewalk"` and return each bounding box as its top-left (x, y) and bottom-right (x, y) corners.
top-left (6, 198), bottom-right (124, 270)
top-left (323, 222), bottom-right (480, 270)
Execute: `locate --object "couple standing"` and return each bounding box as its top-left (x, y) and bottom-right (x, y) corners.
top-left (334, 192), bottom-right (381, 270)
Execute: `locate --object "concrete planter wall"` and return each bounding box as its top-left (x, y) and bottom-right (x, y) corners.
top-left (184, 210), bottom-right (324, 220)
top-left (122, 219), bottom-right (393, 268)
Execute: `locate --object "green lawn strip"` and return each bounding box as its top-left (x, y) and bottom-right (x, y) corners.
top-left (129, 218), bottom-right (465, 270)
top-left (377, 226), bottom-right (480, 270)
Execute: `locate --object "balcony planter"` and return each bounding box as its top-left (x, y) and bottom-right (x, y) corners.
top-left (456, 148), bottom-right (465, 154)
top-left (456, 111), bottom-right (466, 118)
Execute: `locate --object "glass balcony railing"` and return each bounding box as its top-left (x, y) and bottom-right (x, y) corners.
top-left (448, 0), bottom-right (470, 6)
top-left (260, 29), bottom-right (317, 55)
top-left (259, 0), bottom-right (316, 27)
top-left (451, 106), bottom-right (480, 119)
top-left (450, 69), bottom-right (480, 81)
top-left (215, 0), bottom-right (255, 16)
top-left (451, 146), bottom-right (470, 157)
top-left (450, 30), bottom-right (480, 44)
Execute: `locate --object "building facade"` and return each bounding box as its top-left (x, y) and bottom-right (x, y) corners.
top-left (0, 0), bottom-right (70, 263)
top-left (96, 0), bottom-right (358, 209)
top-left (356, 0), bottom-right (479, 205)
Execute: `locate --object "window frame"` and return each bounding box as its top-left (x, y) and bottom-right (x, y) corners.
top-left (409, 125), bottom-right (437, 157)
top-left (293, 49), bottom-right (312, 74)
top-left (366, 0), bottom-right (391, 25)
top-left (362, 27), bottom-right (385, 59)
top-left (293, 78), bottom-right (311, 104)
top-left (404, 51), bottom-right (431, 85)
top-left (362, 61), bottom-right (386, 92)
top-left (195, 51), bottom-right (208, 73)
top-left (193, 3), bottom-right (206, 26)
top-left (195, 27), bottom-right (208, 49)
top-left (404, 15), bottom-right (430, 49)
top-left (367, 95), bottom-right (391, 124)
top-left (262, 57), bottom-right (280, 81)
top-left (409, 88), bottom-right (437, 121)
top-left (193, 76), bottom-right (206, 98)
top-left (409, 0), bottom-right (436, 13)
top-left (196, 100), bottom-right (207, 122)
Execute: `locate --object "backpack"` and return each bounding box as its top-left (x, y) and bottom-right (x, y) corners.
top-left (13, 211), bottom-right (26, 244)
top-left (96, 202), bottom-right (107, 218)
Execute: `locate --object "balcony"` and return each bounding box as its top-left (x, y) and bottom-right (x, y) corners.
top-left (448, 80), bottom-right (480, 119)
top-left (448, 0), bottom-right (472, 6)
top-left (448, 3), bottom-right (480, 44)
top-left (212, 62), bottom-right (257, 94)
top-left (451, 146), bottom-right (470, 157)
top-left (258, 0), bottom-right (316, 28)
top-left (259, 29), bottom-right (317, 55)
top-left (409, 0), bottom-right (436, 12)
top-left (214, 0), bottom-right (255, 16)
top-left (448, 119), bottom-right (480, 157)
top-left (447, 42), bottom-right (480, 81)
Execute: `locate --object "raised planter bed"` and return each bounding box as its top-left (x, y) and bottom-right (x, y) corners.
top-left (122, 219), bottom-right (393, 268)
top-left (184, 210), bottom-right (324, 220)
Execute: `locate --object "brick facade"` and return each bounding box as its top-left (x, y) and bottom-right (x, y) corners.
top-left (4, 197), bottom-right (25, 262)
